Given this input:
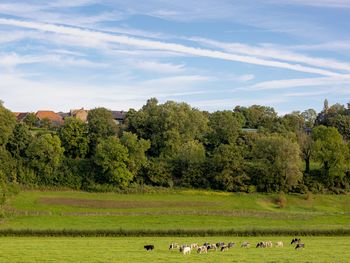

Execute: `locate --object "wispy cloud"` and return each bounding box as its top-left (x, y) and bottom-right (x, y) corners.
top-left (127, 60), bottom-right (185, 73)
top-left (267, 0), bottom-right (350, 8)
top-left (190, 37), bottom-right (350, 73)
top-left (0, 18), bottom-right (341, 76)
top-left (247, 75), bottom-right (350, 91)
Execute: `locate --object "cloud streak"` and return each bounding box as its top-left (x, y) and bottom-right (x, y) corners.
top-left (0, 18), bottom-right (341, 77)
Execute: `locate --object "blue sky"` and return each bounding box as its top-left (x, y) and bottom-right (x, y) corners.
top-left (1, 0), bottom-right (350, 114)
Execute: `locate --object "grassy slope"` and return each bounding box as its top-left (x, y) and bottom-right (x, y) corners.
top-left (0, 236), bottom-right (349, 263)
top-left (1, 190), bottom-right (349, 231)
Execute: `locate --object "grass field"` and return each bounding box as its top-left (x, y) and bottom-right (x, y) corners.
top-left (1, 190), bottom-right (349, 232)
top-left (0, 236), bottom-right (349, 262)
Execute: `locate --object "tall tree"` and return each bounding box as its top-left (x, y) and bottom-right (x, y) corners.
top-left (120, 131), bottom-right (150, 176)
top-left (58, 117), bottom-right (89, 159)
top-left (0, 104), bottom-right (16, 146)
top-left (26, 134), bottom-right (64, 185)
top-left (94, 137), bottom-right (133, 187)
top-left (250, 135), bottom-right (302, 192)
top-left (206, 110), bottom-right (244, 149)
top-left (87, 108), bottom-right (118, 152)
top-left (312, 125), bottom-right (349, 187)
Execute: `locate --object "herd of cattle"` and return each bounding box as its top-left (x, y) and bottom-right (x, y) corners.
top-left (144, 238), bottom-right (305, 254)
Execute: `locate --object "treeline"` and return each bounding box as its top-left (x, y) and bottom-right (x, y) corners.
top-left (1, 98), bottom-right (350, 200)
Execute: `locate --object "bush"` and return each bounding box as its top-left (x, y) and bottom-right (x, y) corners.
top-left (275, 192), bottom-right (287, 208)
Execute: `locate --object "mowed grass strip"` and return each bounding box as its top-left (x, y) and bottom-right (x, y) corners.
top-left (1, 190), bottom-right (350, 232)
top-left (0, 236), bottom-right (349, 263)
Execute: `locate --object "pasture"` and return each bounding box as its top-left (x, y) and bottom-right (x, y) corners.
top-left (0, 236), bottom-right (349, 262)
top-left (1, 190), bottom-right (350, 232)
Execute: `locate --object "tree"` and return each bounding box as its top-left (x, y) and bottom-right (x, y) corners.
top-left (23, 113), bottom-right (38, 128)
top-left (328, 115), bottom-right (350, 141)
top-left (58, 117), bottom-right (89, 159)
top-left (301, 109), bottom-right (317, 128)
top-left (87, 108), bottom-right (118, 152)
top-left (6, 123), bottom-right (32, 158)
top-left (296, 131), bottom-right (312, 174)
top-left (234, 105), bottom-right (278, 130)
top-left (126, 98), bottom-right (209, 157)
top-left (94, 137), bottom-right (133, 187)
top-left (171, 140), bottom-right (206, 186)
top-left (209, 143), bottom-right (247, 192)
top-left (250, 135), bottom-right (302, 192)
top-left (0, 104), bottom-right (16, 146)
top-left (312, 125), bottom-right (349, 187)
top-left (26, 134), bottom-right (64, 185)
top-left (206, 110), bottom-right (244, 149)
top-left (120, 131), bottom-right (151, 176)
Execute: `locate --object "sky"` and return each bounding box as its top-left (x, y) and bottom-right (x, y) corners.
top-left (1, 0), bottom-right (350, 114)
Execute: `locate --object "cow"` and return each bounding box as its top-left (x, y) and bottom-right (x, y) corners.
top-left (203, 242), bottom-right (210, 246)
top-left (266, 241), bottom-right (273, 247)
top-left (291, 238), bottom-right (301, 245)
top-left (256, 242), bottom-right (266, 248)
top-left (190, 243), bottom-right (198, 250)
top-left (275, 241), bottom-right (284, 247)
top-left (216, 242), bottom-right (225, 248)
top-left (228, 242), bottom-right (235, 248)
top-left (241, 241), bottom-right (250, 248)
top-left (182, 246), bottom-right (191, 255)
top-left (169, 243), bottom-right (179, 250)
top-left (197, 246), bottom-right (208, 254)
top-left (220, 245), bottom-right (229, 252)
top-left (207, 244), bottom-right (217, 251)
top-left (295, 243), bottom-right (305, 250)
top-left (144, 245), bottom-right (154, 251)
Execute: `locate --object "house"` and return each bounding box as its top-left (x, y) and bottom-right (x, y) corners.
top-left (36, 110), bottom-right (63, 126)
top-left (69, 108), bottom-right (88, 122)
top-left (111, 110), bottom-right (126, 124)
top-left (13, 112), bottom-right (29, 122)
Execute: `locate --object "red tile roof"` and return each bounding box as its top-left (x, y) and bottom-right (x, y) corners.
top-left (36, 111), bottom-right (63, 123)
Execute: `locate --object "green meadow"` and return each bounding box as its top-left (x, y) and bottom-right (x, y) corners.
top-left (0, 236), bottom-right (349, 263)
top-left (1, 190), bottom-right (349, 232)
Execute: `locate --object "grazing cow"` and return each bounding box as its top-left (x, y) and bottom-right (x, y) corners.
top-left (291, 238), bottom-right (301, 245)
top-left (197, 246), bottom-right (208, 254)
top-left (144, 245), bottom-right (154, 251)
top-left (203, 242), bottom-right (210, 246)
top-left (275, 241), bottom-right (284, 247)
top-left (266, 241), bottom-right (273, 247)
top-left (295, 243), bottom-right (305, 250)
top-left (207, 244), bottom-right (217, 251)
top-left (216, 242), bottom-right (225, 248)
top-left (241, 241), bottom-right (250, 248)
top-left (182, 246), bottom-right (191, 255)
top-left (228, 242), bottom-right (235, 248)
top-left (220, 245), bottom-right (229, 252)
top-left (190, 243), bottom-right (198, 250)
top-left (256, 242), bottom-right (266, 248)
top-left (169, 243), bottom-right (179, 250)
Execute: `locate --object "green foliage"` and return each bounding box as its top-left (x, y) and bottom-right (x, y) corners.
top-left (206, 110), bottom-right (244, 149)
top-left (250, 135), bottom-right (303, 192)
top-left (209, 143), bottom-right (248, 192)
top-left (6, 123), bottom-right (32, 158)
top-left (234, 105), bottom-right (278, 130)
top-left (126, 98), bottom-right (209, 157)
top-left (58, 117), bottom-right (89, 159)
top-left (94, 137), bottom-right (133, 187)
top-left (87, 108), bottom-right (118, 152)
top-left (139, 158), bottom-right (173, 187)
top-left (120, 131), bottom-right (150, 176)
top-left (0, 104), bottom-right (16, 146)
top-left (312, 126), bottom-right (349, 187)
top-left (23, 113), bottom-right (38, 128)
top-left (26, 134), bottom-right (64, 185)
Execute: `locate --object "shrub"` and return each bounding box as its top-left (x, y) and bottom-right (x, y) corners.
top-left (275, 192), bottom-right (287, 208)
